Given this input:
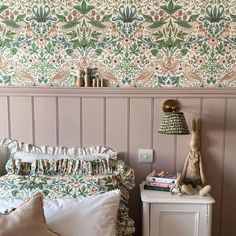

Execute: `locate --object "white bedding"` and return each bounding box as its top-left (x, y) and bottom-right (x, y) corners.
top-left (0, 190), bottom-right (120, 236)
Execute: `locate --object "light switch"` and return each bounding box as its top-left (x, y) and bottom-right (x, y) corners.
top-left (138, 149), bottom-right (153, 163)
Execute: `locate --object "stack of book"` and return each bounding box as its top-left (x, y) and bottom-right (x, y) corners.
top-left (144, 173), bottom-right (176, 192)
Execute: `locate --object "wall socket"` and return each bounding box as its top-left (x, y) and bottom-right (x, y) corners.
top-left (138, 149), bottom-right (153, 163)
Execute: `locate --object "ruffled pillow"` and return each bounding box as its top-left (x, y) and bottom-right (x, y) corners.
top-left (1, 137), bottom-right (117, 176)
top-left (6, 158), bottom-right (115, 176)
top-left (0, 138), bottom-right (117, 161)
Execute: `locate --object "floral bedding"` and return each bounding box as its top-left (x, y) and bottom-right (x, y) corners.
top-left (0, 160), bottom-right (135, 236)
top-left (0, 138), bottom-right (136, 235)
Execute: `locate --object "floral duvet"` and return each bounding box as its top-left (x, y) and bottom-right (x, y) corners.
top-left (0, 161), bottom-right (135, 236)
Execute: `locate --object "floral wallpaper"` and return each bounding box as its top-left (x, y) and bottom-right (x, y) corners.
top-left (1, 0), bottom-right (236, 87)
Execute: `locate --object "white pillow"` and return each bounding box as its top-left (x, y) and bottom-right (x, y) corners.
top-left (45, 190), bottom-right (120, 236)
top-left (14, 151), bottom-right (116, 163)
top-left (0, 138), bottom-right (117, 163)
top-left (0, 190), bottom-right (120, 236)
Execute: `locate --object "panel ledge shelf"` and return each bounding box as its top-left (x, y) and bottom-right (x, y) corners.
top-left (0, 87), bottom-right (235, 98)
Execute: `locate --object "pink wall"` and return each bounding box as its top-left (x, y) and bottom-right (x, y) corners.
top-left (0, 87), bottom-right (235, 236)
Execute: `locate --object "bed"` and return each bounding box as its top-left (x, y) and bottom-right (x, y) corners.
top-left (0, 138), bottom-right (135, 236)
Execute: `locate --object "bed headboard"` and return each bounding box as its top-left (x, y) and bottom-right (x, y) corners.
top-left (0, 87), bottom-right (235, 236)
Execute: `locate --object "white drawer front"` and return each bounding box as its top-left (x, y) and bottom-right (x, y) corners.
top-left (150, 203), bottom-right (210, 236)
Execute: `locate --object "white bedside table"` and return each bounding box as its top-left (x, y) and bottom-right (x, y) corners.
top-left (140, 182), bottom-right (215, 236)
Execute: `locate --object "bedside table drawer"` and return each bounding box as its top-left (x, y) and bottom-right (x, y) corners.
top-left (150, 203), bottom-right (210, 236)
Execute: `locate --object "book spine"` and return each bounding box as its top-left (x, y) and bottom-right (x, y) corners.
top-left (145, 181), bottom-right (174, 188)
top-left (146, 176), bottom-right (176, 184)
top-left (144, 184), bottom-right (170, 192)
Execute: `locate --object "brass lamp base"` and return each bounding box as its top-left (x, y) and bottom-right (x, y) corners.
top-left (162, 99), bottom-right (179, 112)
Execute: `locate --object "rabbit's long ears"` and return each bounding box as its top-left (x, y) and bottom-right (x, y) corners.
top-left (192, 118), bottom-right (201, 133)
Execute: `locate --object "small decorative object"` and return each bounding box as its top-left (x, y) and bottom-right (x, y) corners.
top-left (158, 99), bottom-right (190, 135)
top-left (96, 79), bottom-right (100, 87)
top-left (150, 170), bottom-right (170, 178)
top-left (76, 69), bottom-right (84, 87)
top-left (180, 118), bottom-right (212, 196)
top-left (92, 78), bottom-right (104, 87)
top-left (170, 172), bottom-right (182, 196)
top-left (84, 68), bottom-right (90, 87)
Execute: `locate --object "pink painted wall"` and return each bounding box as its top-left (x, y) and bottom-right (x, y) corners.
top-left (0, 87), bottom-right (235, 236)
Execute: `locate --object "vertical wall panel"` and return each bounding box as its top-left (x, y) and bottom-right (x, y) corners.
top-left (34, 97), bottom-right (57, 146)
top-left (201, 98), bottom-right (225, 236)
top-left (2, 89), bottom-right (236, 236)
top-left (129, 98), bottom-right (153, 236)
top-left (221, 98), bottom-right (236, 236)
top-left (81, 97), bottom-right (104, 147)
top-left (10, 97), bottom-right (33, 143)
top-left (176, 98), bottom-right (201, 172)
top-left (153, 98), bottom-right (175, 173)
top-left (106, 98), bottom-right (128, 161)
top-left (0, 97), bottom-right (9, 138)
top-left (58, 97), bottom-right (81, 147)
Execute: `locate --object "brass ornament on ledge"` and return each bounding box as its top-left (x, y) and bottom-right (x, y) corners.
top-left (76, 68), bottom-right (105, 88)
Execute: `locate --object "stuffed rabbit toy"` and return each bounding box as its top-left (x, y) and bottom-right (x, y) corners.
top-left (180, 118), bottom-right (211, 196)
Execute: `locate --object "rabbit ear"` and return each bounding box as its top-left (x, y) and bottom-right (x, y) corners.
top-left (192, 118), bottom-right (197, 132)
top-left (196, 119), bottom-right (201, 133)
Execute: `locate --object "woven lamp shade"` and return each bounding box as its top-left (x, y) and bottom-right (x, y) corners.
top-left (158, 112), bottom-right (190, 135)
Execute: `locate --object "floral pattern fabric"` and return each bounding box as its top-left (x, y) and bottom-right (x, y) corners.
top-left (2, 137), bottom-right (121, 176)
top-left (6, 157), bottom-right (116, 176)
top-left (0, 161), bottom-right (135, 235)
top-left (1, 0), bottom-right (236, 87)
top-left (0, 137), bottom-right (136, 235)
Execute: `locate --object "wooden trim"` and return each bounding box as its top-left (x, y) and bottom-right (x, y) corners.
top-left (0, 87), bottom-right (236, 97)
